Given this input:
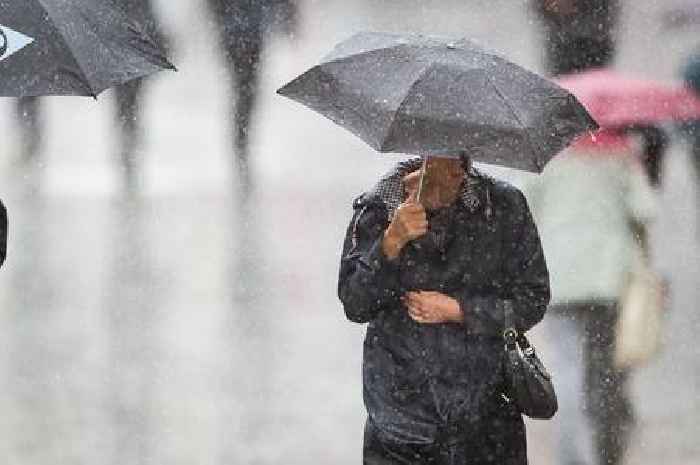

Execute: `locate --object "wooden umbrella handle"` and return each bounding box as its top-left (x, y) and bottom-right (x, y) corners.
top-left (416, 156), bottom-right (428, 203)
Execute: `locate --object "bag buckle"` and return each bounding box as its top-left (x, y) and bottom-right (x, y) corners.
top-left (503, 327), bottom-right (518, 345)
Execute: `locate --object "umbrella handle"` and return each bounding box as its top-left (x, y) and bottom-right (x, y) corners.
top-left (416, 156), bottom-right (428, 203)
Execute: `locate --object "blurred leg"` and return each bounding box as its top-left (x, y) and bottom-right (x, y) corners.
top-left (206, 0), bottom-right (264, 200)
top-left (689, 122), bottom-right (700, 191)
top-left (583, 303), bottom-right (634, 465)
top-left (541, 27), bottom-right (575, 76)
top-left (545, 305), bottom-right (595, 465)
top-left (264, 0), bottom-right (299, 37)
top-left (114, 78), bottom-right (146, 193)
top-left (629, 126), bottom-right (668, 188)
top-left (691, 125), bottom-right (700, 235)
top-left (679, 121), bottom-right (700, 220)
top-left (15, 97), bottom-right (42, 162)
top-left (227, 32), bottom-right (263, 200)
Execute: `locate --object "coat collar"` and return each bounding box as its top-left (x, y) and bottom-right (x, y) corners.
top-left (367, 157), bottom-right (489, 217)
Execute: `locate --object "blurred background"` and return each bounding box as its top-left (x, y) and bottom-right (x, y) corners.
top-left (0, 0), bottom-right (698, 463)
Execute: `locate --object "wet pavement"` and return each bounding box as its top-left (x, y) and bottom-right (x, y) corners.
top-left (0, 1), bottom-right (698, 463)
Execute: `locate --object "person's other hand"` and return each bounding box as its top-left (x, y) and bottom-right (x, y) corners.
top-left (403, 291), bottom-right (463, 324)
top-left (382, 187), bottom-right (427, 259)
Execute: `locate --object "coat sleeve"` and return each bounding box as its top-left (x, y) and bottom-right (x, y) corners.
top-left (337, 199), bottom-right (402, 323)
top-left (452, 189), bottom-right (550, 336)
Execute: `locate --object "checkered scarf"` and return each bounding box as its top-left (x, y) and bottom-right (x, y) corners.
top-left (368, 157), bottom-right (486, 219)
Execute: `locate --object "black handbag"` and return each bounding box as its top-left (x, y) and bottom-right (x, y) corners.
top-left (502, 302), bottom-right (558, 420)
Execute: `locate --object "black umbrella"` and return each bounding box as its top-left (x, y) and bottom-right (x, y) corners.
top-left (0, 0), bottom-right (174, 97)
top-left (277, 32), bottom-right (597, 173)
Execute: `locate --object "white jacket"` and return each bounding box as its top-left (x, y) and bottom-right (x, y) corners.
top-left (526, 147), bottom-right (656, 305)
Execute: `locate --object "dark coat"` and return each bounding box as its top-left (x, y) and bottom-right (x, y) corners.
top-left (337, 160), bottom-right (550, 463)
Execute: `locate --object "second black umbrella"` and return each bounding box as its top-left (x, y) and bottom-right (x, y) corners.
top-left (0, 0), bottom-right (174, 97)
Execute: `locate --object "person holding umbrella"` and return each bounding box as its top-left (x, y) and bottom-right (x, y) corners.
top-left (339, 152), bottom-right (552, 463)
top-left (278, 32), bottom-right (596, 464)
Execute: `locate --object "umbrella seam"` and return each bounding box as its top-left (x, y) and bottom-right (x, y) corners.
top-left (322, 42), bottom-right (412, 67)
top-left (380, 62), bottom-right (437, 152)
top-left (485, 74), bottom-right (543, 172)
top-left (301, 66), bottom-right (392, 152)
top-left (32, 0), bottom-right (173, 96)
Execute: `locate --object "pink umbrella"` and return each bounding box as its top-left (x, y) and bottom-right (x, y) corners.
top-left (555, 68), bottom-right (700, 128)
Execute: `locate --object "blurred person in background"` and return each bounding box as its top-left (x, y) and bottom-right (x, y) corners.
top-left (14, 97), bottom-right (41, 166)
top-left (532, 1), bottom-right (671, 186)
top-left (531, 0), bottom-right (621, 76)
top-left (526, 131), bottom-right (657, 465)
top-left (112, 0), bottom-right (171, 192)
top-left (205, 0), bottom-right (298, 199)
top-left (660, 2), bottom-right (700, 216)
top-left (625, 125), bottom-right (669, 188)
top-left (681, 51), bottom-right (700, 193)
top-left (339, 154), bottom-right (550, 464)
top-left (11, 0), bottom-right (169, 192)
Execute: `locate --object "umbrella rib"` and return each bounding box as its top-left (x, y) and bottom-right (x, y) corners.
top-left (323, 43), bottom-right (412, 67)
top-left (380, 62), bottom-right (437, 152)
top-left (486, 75), bottom-right (542, 171)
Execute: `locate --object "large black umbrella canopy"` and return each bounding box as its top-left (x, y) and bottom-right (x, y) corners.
top-left (0, 0), bottom-right (174, 97)
top-left (277, 32), bottom-right (598, 172)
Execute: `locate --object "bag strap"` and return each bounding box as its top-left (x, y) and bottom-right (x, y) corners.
top-left (503, 301), bottom-right (518, 349)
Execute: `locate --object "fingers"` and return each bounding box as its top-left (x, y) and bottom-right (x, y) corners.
top-left (404, 292), bottom-right (438, 324)
top-left (392, 202), bottom-right (427, 242)
top-left (397, 203), bottom-right (426, 226)
top-left (406, 303), bottom-right (423, 320)
top-left (406, 221), bottom-right (428, 239)
top-left (403, 293), bottom-right (424, 316)
top-left (398, 203), bottom-right (425, 219)
top-left (406, 291), bottom-right (436, 304)
top-left (404, 291), bottom-right (456, 324)
top-left (406, 302), bottom-right (429, 323)
top-left (401, 216), bottom-right (428, 234)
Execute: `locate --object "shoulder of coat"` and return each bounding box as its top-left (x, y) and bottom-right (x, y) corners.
top-left (352, 193), bottom-right (369, 209)
top-left (475, 172), bottom-right (527, 209)
top-left (352, 191), bottom-right (385, 211)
